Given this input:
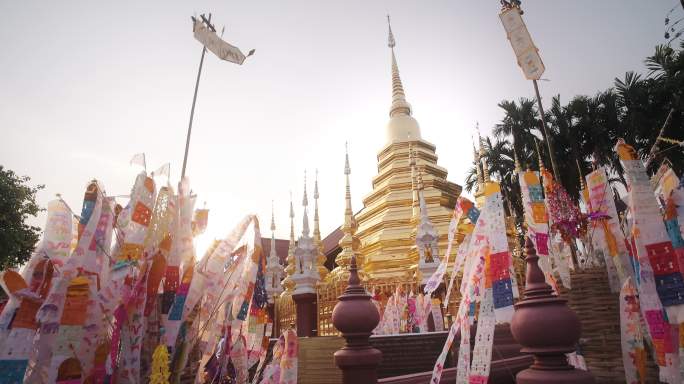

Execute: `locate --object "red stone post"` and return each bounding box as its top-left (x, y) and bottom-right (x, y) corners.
top-left (266, 301), bottom-right (278, 337)
top-left (292, 292), bottom-right (317, 337)
top-left (332, 255), bottom-right (382, 383)
top-left (511, 237), bottom-right (595, 383)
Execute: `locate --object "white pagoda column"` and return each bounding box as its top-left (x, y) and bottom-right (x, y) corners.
top-left (266, 202), bottom-right (284, 302)
top-left (415, 165), bottom-right (440, 287)
top-left (291, 172), bottom-right (320, 336)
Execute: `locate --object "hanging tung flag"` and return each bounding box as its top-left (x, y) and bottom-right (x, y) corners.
top-left (193, 18), bottom-right (255, 65)
top-left (154, 163), bottom-right (170, 178)
top-left (130, 153), bottom-right (146, 170)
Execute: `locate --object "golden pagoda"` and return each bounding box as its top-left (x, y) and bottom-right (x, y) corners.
top-left (355, 17), bottom-right (462, 281)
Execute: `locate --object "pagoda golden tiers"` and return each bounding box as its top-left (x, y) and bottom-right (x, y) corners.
top-left (353, 19), bottom-right (462, 282)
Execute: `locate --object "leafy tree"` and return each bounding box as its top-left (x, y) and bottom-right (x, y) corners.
top-left (0, 166), bottom-right (44, 270)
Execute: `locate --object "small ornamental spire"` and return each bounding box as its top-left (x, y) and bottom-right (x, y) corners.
top-left (313, 169), bottom-right (328, 280)
top-left (409, 144), bottom-right (420, 221)
top-left (415, 166), bottom-right (439, 270)
top-left (335, 143), bottom-right (361, 279)
top-left (289, 191), bottom-right (295, 243)
top-left (302, 170), bottom-right (309, 207)
top-left (266, 200), bottom-right (284, 300)
top-left (478, 127), bottom-right (490, 182)
top-left (416, 167), bottom-right (429, 223)
top-left (344, 142), bottom-right (352, 215)
top-left (269, 201), bottom-right (279, 265)
top-left (314, 170), bottom-right (320, 199)
top-left (282, 191), bottom-right (297, 294)
top-left (387, 15), bottom-right (412, 118)
top-left (270, 200), bottom-right (278, 263)
top-left (473, 137), bottom-right (484, 190)
top-left (313, 169), bottom-right (321, 239)
top-left (271, 200), bottom-right (276, 232)
top-left (302, 171), bottom-right (310, 236)
top-left (477, 123), bottom-right (485, 158)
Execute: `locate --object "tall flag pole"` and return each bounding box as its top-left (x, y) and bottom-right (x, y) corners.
top-left (182, 13), bottom-right (211, 180)
top-left (181, 13), bottom-right (255, 179)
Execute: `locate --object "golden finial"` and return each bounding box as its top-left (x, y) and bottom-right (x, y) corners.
top-left (387, 14), bottom-right (395, 49)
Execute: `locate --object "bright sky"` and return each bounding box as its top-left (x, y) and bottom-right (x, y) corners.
top-left (0, 0), bottom-right (675, 255)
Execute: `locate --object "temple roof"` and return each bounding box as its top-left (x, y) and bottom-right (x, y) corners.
top-left (322, 227), bottom-right (344, 256)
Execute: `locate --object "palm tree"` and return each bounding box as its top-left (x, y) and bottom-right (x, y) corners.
top-left (642, 42), bottom-right (684, 173)
top-left (493, 98), bottom-right (540, 169)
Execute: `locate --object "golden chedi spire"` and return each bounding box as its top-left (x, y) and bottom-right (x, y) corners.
top-left (354, 18), bottom-right (462, 281)
top-left (313, 170), bottom-right (328, 280)
top-left (386, 15), bottom-right (421, 144)
top-left (280, 191), bottom-right (297, 295)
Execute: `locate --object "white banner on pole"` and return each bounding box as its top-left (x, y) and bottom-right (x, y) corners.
top-left (499, 7), bottom-right (545, 80)
top-left (193, 19), bottom-right (254, 65)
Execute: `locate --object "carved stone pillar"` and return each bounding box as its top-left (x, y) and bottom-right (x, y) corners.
top-left (332, 255), bottom-right (382, 383)
top-left (511, 237), bottom-right (595, 383)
